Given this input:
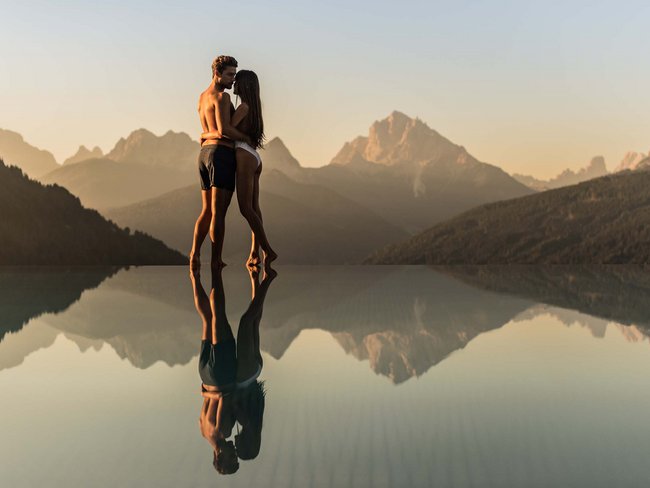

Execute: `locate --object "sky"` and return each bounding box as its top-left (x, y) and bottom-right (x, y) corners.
top-left (1, 0), bottom-right (649, 178)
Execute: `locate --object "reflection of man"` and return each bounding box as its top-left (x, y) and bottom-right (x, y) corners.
top-left (190, 266), bottom-right (276, 475)
top-left (192, 268), bottom-right (238, 474)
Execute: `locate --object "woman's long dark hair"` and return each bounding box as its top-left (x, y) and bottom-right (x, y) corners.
top-left (235, 70), bottom-right (265, 150)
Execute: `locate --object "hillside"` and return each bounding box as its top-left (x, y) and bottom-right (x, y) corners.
top-left (39, 158), bottom-right (195, 210)
top-left (0, 160), bottom-right (187, 265)
top-left (440, 266), bottom-right (650, 332)
top-left (367, 169), bottom-right (650, 264)
top-left (105, 169), bottom-right (408, 264)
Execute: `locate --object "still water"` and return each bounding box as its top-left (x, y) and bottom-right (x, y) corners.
top-left (1, 265), bottom-right (650, 487)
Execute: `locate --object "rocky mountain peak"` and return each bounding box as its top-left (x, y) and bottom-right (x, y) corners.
top-left (63, 145), bottom-right (104, 165)
top-left (330, 111), bottom-right (472, 167)
top-left (259, 137), bottom-right (302, 172)
top-left (106, 129), bottom-right (198, 170)
top-left (616, 150), bottom-right (648, 172)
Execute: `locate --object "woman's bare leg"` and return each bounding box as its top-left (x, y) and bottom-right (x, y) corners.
top-left (247, 163), bottom-right (263, 267)
top-left (209, 187), bottom-right (233, 268)
top-left (236, 266), bottom-right (276, 381)
top-left (190, 190), bottom-right (213, 269)
top-left (236, 151), bottom-right (277, 266)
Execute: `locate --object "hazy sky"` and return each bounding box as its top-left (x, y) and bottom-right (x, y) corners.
top-left (1, 0), bottom-right (649, 177)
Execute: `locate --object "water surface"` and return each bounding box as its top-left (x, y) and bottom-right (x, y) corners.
top-left (2, 265), bottom-right (650, 487)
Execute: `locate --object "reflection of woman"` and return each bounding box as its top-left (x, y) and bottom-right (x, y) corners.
top-left (234, 266), bottom-right (276, 460)
top-left (202, 70), bottom-right (277, 268)
top-left (190, 266), bottom-right (276, 475)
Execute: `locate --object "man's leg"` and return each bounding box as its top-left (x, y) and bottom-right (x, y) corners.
top-left (210, 187), bottom-right (233, 267)
top-left (190, 189), bottom-right (213, 268)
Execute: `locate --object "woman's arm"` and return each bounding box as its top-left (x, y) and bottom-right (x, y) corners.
top-left (216, 93), bottom-right (252, 144)
top-left (231, 103), bottom-right (249, 128)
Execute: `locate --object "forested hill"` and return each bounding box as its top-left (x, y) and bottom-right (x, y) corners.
top-left (366, 170), bottom-right (650, 264)
top-left (0, 160), bottom-right (187, 265)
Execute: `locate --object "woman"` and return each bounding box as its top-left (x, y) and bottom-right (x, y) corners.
top-left (202, 70), bottom-right (277, 268)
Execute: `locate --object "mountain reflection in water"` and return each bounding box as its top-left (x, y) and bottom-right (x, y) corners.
top-left (1, 266), bottom-right (650, 383)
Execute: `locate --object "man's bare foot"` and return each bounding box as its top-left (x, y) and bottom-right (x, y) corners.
top-left (210, 259), bottom-right (227, 269)
top-left (190, 252), bottom-right (200, 270)
top-left (246, 252), bottom-right (261, 268)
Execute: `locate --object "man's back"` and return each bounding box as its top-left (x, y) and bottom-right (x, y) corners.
top-left (198, 89), bottom-right (235, 145)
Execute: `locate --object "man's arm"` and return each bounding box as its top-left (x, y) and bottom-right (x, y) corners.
top-left (215, 93), bottom-right (251, 143)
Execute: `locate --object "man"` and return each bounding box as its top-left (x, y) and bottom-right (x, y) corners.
top-left (190, 55), bottom-right (251, 269)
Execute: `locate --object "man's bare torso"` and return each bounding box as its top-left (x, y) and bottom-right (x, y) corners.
top-left (198, 89), bottom-right (235, 148)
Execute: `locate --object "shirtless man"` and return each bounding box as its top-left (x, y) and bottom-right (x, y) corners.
top-left (190, 55), bottom-right (252, 269)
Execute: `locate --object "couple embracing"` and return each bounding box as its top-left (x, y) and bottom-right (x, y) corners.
top-left (190, 55), bottom-right (277, 269)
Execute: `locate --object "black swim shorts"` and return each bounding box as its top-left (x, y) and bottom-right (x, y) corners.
top-left (199, 339), bottom-right (237, 391)
top-left (198, 144), bottom-right (236, 192)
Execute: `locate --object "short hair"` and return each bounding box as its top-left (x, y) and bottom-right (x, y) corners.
top-left (212, 55), bottom-right (238, 77)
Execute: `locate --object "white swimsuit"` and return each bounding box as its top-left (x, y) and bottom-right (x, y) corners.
top-left (235, 141), bottom-right (261, 168)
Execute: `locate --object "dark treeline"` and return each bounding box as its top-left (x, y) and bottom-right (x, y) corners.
top-left (0, 160), bottom-right (187, 265)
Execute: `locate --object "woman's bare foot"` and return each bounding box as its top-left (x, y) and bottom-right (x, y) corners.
top-left (262, 267), bottom-right (277, 281)
top-left (262, 249), bottom-right (278, 266)
top-left (246, 252), bottom-right (261, 268)
top-left (189, 252), bottom-right (200, 270)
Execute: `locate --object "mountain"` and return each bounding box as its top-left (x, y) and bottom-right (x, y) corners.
top-left (513, 156), bottom-right (608, 191)
top-left (38, 129), bottom-right (200, 210)
top-left (290, 111), bottom-right (534, 232)
top-left (367, 169), bottom-right (650, 264)
top-left (258, 137), bottom-right (302, 175)
top-left (102, 113), bottom-right (533, 262)
top-left (106, 128), bottom-right (199, 171)
top-left (104, 169), bottom-right (409, 264)
top-left (331, 111), bottom-right (470, 166)
top-left (0, 129), bottom-right (59, 177)
top-left (63, 145), bottom-right (103, 165)
top-left (39, 158), bottom-right (195, 210)
top-left (0, 159), bottom-right (187, 265)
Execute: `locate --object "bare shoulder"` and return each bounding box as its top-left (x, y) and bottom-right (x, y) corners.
top-left (199, 89), bottom-right (216, 105)
top-left (238, 102), bottom-right (250, 112)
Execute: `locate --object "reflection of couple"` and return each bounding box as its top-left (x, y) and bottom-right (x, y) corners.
top-left (190, 55), bottom-right (278, 270)
top-left (190, 266), bottom-right (276, 475)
